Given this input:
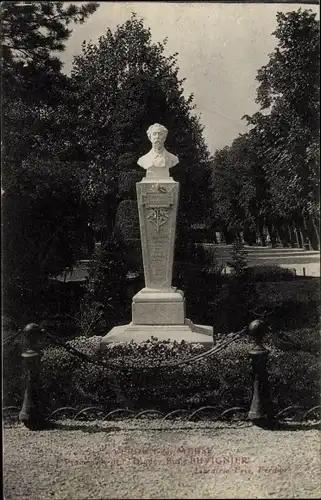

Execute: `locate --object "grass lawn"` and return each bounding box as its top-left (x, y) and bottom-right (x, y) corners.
top-left (3, 419), bottom-right (321, 499)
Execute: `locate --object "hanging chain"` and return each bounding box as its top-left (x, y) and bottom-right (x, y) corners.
top-left (40, 327), bottom-right (247, 371)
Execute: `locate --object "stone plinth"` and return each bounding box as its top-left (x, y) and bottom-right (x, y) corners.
top-left (100, 320), bottom-right (213, 349)
top-left (132, 288), bottom-right (185, 325)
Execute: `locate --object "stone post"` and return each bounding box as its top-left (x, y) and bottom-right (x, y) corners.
top-left (19, 323), bottom-right (46, 430)
top-left (247, 319), bottom-right (274, 422)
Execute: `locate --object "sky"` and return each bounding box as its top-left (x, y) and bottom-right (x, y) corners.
top-left (60, 2), bottom-right (319, 153)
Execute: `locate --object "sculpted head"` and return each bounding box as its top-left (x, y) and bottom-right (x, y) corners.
top-left (147, 123), bottom-right (168, 151)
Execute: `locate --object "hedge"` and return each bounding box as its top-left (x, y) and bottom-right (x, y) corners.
top-left (245, 265), bottom-right (297, 281)
top-left (118, 170), bottom-right (143, 199)
top-left (115, 200), bottom-right (140, 240)
top-left (4, 333), bottom-right (320, 414)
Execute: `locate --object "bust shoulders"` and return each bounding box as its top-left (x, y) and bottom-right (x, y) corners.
top-left (137, 148), bottom-right (179, 170)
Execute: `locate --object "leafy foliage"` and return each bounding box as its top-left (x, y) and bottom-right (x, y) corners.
top-left (1, 1), bottom-right (98, 77)
top-left (244, 9), bottom-right (320, 244)
top-left (173, 241), bottom-right (222, 325)
top-left (4, 333), bottom-right (318, 412)
top-left (245, 265), bottom-right (296, 282)
top-left (210, 9), bottom-right (320, 249)
top-left (70, 13), bottom-right (212, 240)
top-left (115, 200), bottom-right (140, 240)
top-left (227, 240), bottom-right (248, 276)
top-left (2, 2), bottom-right (98, 322)
top-left (80, 236), bottom-right (130, 335)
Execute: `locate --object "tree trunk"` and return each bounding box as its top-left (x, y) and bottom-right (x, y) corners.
top-left (295, 218), bottom-right (305, 248)
top-left (267, 222), bottom-right (277, 248)
top-left (243, 226), bottom-right (256, 246)
top-left (277, 224), bottom-right (290, 247)
top-left (292, 222), bottom-right (300, 247)
top-left (222, 230), bottom-right (228, 245)
top-left (301, 217), bottom-right (312, 250)
top-left (288, 225), bottom-right (295, 247)
top-left (238, 232), bottom-right (245, 244)
top-left (311, 216), bottom-right (320, 250)
top-left (259, 224), bottom-right (266, 247)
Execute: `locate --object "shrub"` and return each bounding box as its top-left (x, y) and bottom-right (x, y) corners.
top-left (267, 348), bottom-right (320, 410)
top-left (12, 334), bottom-right (318, 414)
top-left (208, 241), bottom-right (257, 333)
top-left (3, 318), bottom-right (24, 406)
top-left (254, 280), bottom-right (320, 330)
top-left (265, 327), bottom-right (320, 354)
top-left (173, 240), bottom-right (222, 325)
top-left (245, 265), bottom-right (296, 282)
top-left (80, 236), bottom-right (130, 335)
top-left (268, 300), bottom-right (320, 330)
top-left (118, 170), bottom-right (143, 199)
top-left (255, 279), bottom-right (319, 304)
top-left (35, 337), bottom-right (250, 412)
top-left (114, 200), bottom-right (142, 272)
top-left (213, 275), bottom-right (259, 334)
top-left (115, 200), bottom-right (140, 240)
top-left (227, 240), bottom-right (248, 276)
top-left (122, 238), bottom-right (144, 274)
top-left (174, 240), bottom-right (218, 269)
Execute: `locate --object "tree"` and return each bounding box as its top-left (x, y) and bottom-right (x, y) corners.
top-left (210, 146), bottom-right (240, 242)
top-left (210, 130), bottom-right (273, 245)
top-left (244, 8), bottom-right (320, 249)
top-left (1, 2), bottom-right (98, 82)
top-left (2, 1), bottom-right (99, 196)
top-left (70, 14), bottom-right (212, 242)
top-left (2, 2), bottom-right (99, 322)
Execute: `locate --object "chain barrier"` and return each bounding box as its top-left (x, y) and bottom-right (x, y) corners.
top-left (3, 328), bottom-right (24, 347)
top-left (4, 317), bottom-right (316, 359)
top-left (4, 323), bottom-right (248, 412)
top-left (4, 305), bottom-right (317, 356)
top-left (7, 311), bottom-right (319, 428)
top-left (40, 327), bottom-right (248, 371)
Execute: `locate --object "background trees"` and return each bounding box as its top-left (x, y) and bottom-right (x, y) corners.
top-left (2, 2), bottom-right (99, 321)
top-left (246, 8), bottom-right (320, 249)
top-left (2, 7), bottom-right (213, 325)
top-left (2, 5), bottom-right (319, 329)
top-left (70, 14), bottom-right (212, 244)
top-left (210, 8), bottom-right (320, 249)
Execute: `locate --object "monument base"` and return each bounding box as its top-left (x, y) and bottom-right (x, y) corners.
top-left (132, 287), bottom-right (185, 325)
top-left (100, 319), bottom-right (213, 350)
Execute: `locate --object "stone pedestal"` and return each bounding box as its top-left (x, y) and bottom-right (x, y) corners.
top-left (132, 288), bottom-right (185, 325)
top-left (101, 176), bottom-right (213, 348)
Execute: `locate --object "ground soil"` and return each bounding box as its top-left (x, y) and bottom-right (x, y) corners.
top-left (3, 419), bottom-right (320, 499)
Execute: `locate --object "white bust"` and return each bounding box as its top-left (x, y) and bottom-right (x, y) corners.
top-left (137, 123), bottom-right (179, 179)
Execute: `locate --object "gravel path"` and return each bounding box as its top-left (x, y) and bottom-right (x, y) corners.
top-left (3, 420), bottom-right (321, 499)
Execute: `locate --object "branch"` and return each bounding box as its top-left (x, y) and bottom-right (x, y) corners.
top-left (2, 42), bottom-right (47, 63)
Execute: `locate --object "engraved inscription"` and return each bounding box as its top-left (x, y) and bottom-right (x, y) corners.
top-left (142, 192), bottom-right (174, 208)
top-left (149, 235), bottom-right (167, 283)
top-left (136, 182), bottom-right (179, 289)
